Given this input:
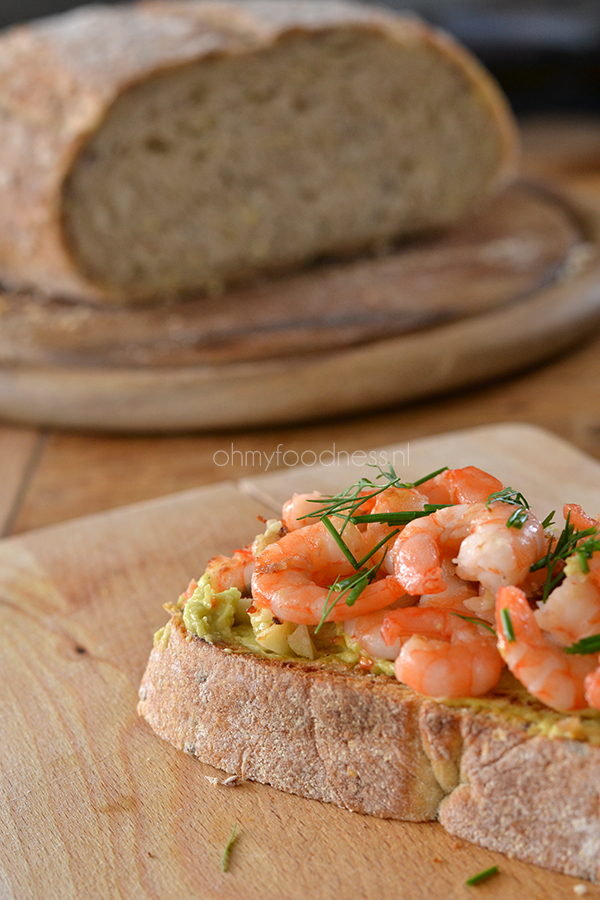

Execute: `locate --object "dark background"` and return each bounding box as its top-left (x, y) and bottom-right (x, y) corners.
top-left (1, 0), bottom-right (599, 113)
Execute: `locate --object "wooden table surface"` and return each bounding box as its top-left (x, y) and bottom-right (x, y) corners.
top-left (2, 115), bottom-right (600, 539)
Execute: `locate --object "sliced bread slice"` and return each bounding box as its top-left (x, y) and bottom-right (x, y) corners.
top-left (139, 612), bottom-right (600, 882)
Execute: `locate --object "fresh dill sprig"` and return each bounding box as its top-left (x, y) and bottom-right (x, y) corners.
top-left (299, 465), bottom-right (448, 525)
top-left (221, 823), bottom-right (238, 872)
top-left (409, 465), bottom-right (449, 487)
top-left (451, 613), bottom-right (496, 635)
top-left (321, 515), bottom-right (360, 569)
top-left (530, 512), bottom-right (599, 602)
top-left (314, 531), bottom-right (398, 634)
top-left (572, 533), bottom-right (600, 572)
top-left (486, 487), bottom-right (530, 529)
top-left (487, 487), bottom-right (530, 509)
top-left (564, 633), bottom-right (600, 655)
top-left (350, 503), bottom-right (449, 526)
top-left (321, 515), bottom-right (400, 571)
top-left (541, 510), bottom-right (556, 529)
top-left (466, 866), bottom-right (499, 886)
top-left (500, 607), bottom-right (515, 642)
top-left (315, 567), bottom-right (375, 634)
top-left (306, 466), bottom-right (451, 632)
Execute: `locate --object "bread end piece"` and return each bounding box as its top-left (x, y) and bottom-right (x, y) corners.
top-left (0, 0), bottom-right (518, 303)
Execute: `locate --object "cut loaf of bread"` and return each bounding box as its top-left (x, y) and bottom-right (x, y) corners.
top-left (0, 0), bottom-right (518, 303)
top-left (139, 613), bottom-right (600, 882)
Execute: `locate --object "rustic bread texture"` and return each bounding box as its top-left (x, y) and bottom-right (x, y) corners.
top-left (0, 0), bottom-right (518, 303)
top-left (138, 615), bottom-right (600, 882)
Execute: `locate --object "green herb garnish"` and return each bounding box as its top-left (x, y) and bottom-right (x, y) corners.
top-left (410, 465), bottom-right (449, 487)
top-left (307, 466), bottom-right (452, 631)
top-left (300, 465), bottom-right (448, 526)
top-left (487, 487), bottom-right (530, 529)
top-left (350, 503), bottom-right (449, 526)
top-left (541, 510), bottom-right (556, 529)
top-left (221, 823), bottom-right (238, 872)
top-left (307, 465), bottom-right (523, 634)
top-left (451, 613), bottom-right (496, 635)
top-left (565, 633), bottom-right (600, 655)
top-left (487, 487), bottom-right (529, 508)
top-left (321, 514), bottom-right (360, 569)
top-left (500, 607), bottom-right (515, 642)
top-left (315, 527), bottom-right (397, 634)
top-left (466, 866), bottom-right (499, 886)
top-left (530, 513), bottom-right (598, 602)
top-left (572, 533), bottom-right (600, 569)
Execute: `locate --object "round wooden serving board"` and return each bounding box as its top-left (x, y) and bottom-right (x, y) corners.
top-left (1, 180), bottom-right (600, 431)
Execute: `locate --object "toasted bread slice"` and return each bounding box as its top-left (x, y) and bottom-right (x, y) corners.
top-left (139, 612), bottom-right (600, 882)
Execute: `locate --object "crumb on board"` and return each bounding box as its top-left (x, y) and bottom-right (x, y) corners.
top-left (573, 885), bottom-right (589, 896)
top-left (205, 773), bottom-right (243, 786)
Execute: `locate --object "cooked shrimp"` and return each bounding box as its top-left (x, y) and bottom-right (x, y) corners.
top-left (344, 594), bottom-right (415, 660)
top-left (365, 487), bottom-right (426, 562)
top-left (418, 466), bottom-right (503, 505)
top-left (390, 502), bottom-right (547, 596)
top-left (381, 607), bottom-right (504, 697)
top-left (496, 586), bottom-right (598, 711)
top-left (418, 558), bottom-right (478, 606)
top-left (205, 545), bottom-right (255, 593)
top-left (417, 557), bottom-right (498, 622)
top-left (584, 667), bottom-right (600, 711)
top-left (281, 489), bottom-right (381, 532)
top-left (563, 503), bottom-right (600, 532)
top-left (535, 559), bottom-right (600, 646)
top-left (251, 521), bottom-right (406, 625)
top-left (282, 492), bottom-right (327, 531)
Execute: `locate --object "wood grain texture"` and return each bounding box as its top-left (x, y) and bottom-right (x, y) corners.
top-left (10, 318), bottom-right (600, 534)
top-left (0, 427), bottom-right (41, 536)
top-left (0, 181), bottom-right (599, 431)
top-left (1, 424), bottom-right (600, 899)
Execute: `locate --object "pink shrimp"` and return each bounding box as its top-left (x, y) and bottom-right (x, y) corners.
top-left (282, 492), bottom-right (327, 531)
top-left (390, 502), bottom-right (547, 597)
top-left (535, 558), bottom-right (600, 646)
top-left (365, 486), bottom-right (426, 562)
top-left (205, 545), bottom-right (255, 593)
top-left (534, 503), bottom-right (600, 645)
top-left (563, 503), bottom-right (600, 532)
top-left (496, 586), bottom-right (598, 711)
top-left (584, 668), bottom-right (600, 710)
top-left (251, 521), bottom-right (406, 625)
top-left (344, 595), bottom-right (415, 661)
top-left (418, 557), bottom-right (479, 606)
top-left (281, 489), bottom-right (380, 532)
top-left (418, 466), bottom-right (503, 505)
top-left (381, 607), bottom-right (504, 697)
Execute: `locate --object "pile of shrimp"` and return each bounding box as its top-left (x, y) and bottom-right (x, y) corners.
top-left (203, 466), bottom-right (600, 714)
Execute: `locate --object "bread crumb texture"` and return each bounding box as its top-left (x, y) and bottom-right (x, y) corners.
top-left (0, 0), bottom-right (516, 301)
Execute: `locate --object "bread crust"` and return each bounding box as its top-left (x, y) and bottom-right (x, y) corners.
top-left (0, 0), bottom-right (518, 304)
top-left (138, 615), bottom-right (600, 882)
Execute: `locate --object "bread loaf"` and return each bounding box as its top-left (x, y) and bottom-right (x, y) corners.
top-left (138, 614), bottom-right (600, 882)
top-left (0, 0), bottom-right (518, 303)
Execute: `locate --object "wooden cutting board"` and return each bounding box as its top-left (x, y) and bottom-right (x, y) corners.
top-left (1, 423), bottom-right (600, 900)
top-left (1, 182), bottom-right (600, 431)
